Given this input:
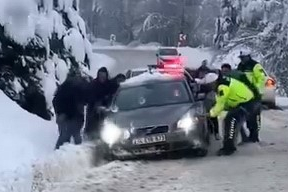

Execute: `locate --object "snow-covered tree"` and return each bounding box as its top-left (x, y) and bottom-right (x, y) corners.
top-left (213, 0), bottom-right (288, 95)
top-left (0, 0), bottom-right (92, 120)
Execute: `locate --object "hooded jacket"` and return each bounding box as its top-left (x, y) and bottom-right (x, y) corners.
top-left (87, 67), bottom-right (119, 108)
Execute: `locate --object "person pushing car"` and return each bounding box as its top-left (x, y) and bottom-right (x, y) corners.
top-left (208, 73), bottom-right (260, 156)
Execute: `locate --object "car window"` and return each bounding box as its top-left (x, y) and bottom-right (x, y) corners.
top-left (159, 49), bottom-right (178, 56)
top-left (114, 81), bottom-right (190, 111)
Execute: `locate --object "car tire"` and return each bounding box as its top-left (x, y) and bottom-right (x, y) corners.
top-left (266, 101), bottom-right (276, 109)
top-left (194, 148), bottom-right (208, 157)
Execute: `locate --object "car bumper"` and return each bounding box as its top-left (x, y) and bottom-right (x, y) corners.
top-left (110, 129), bottom-right (205, 158)
top-left (262, 87), bottom-right (276, 104)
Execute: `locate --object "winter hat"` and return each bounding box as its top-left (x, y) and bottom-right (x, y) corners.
top-left (98, 67), bottom-right (108, 74)
top-left (239, 50), bottom-right (251, 58)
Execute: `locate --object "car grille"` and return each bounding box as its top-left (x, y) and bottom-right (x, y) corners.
top-left (134, 125), bottom-right (169, 136)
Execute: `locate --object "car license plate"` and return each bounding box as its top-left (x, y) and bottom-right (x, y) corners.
top-left (132, 135), bottom-right (166, 145)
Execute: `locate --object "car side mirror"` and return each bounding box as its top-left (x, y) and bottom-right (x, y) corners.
top-left (178, 53), bottom-right (181, 56)
top-left (156, 53), bottom-right (159, 57)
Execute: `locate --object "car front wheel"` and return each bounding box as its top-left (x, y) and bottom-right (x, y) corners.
top-left (193, 148), bottom-right (208, 157)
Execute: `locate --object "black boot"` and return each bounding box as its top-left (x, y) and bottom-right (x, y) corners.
top-left (248, 130), bottom-right (260, 143)
top-left (217, 147), bottom-right (236, 156)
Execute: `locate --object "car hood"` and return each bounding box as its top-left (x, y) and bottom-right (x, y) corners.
top-left (107, 103), bottom-right (192, 129)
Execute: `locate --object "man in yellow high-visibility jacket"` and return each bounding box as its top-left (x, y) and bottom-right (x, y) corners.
top-left (237, 50), bottom-right (266, 143)
top-left (209, 75), bottom-right (258, 156)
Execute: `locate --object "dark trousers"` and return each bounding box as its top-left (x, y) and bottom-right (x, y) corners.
top-left (55, 118), bottom-right (83, 150)
top-left (84, 105), bottom-right (104, 140)
top-left (223, 107), bottom-right (246, 151)
top-left (223, 100), bottom-right (260, 151)
top-left (245, 101), bottom-right (261, 142)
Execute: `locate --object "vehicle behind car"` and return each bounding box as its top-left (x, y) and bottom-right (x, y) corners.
top-left (125, 68), bottom-right (148, 79)
top-left (100, 70), bottom-right (210, 160)
top-left (156, 47), bottom-right (182, 67)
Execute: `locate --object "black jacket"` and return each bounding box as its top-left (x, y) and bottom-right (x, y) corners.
top-left (52, 76), bottom-right (88, 119)
top-left (87, 78), bottom-right (119, 108)
top-left (237, 59), bottom-right (258, 72)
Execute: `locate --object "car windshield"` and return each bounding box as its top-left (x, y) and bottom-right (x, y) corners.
top-left (114, 81), bottom-right (190, 111)
top-left (159, 49), bottom-right (178, 56)
top-left (132, 70), bottom-right (147, 77)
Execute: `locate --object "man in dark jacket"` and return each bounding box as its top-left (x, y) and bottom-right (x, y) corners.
top-left (221, 63), bottom-right (232, 75)
top-left (53, 72), bottom-right (89, 150)
top-left (84, 67), bottom-right (120, 140)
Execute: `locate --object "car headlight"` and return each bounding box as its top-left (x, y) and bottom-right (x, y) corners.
top-left (100, 120), bottom-right (131, 147)
top-left (177, 112), bottom-right (198, 134)
top-left (123, 129), bottom-right (131, 140)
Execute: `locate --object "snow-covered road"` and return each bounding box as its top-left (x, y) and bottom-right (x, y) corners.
top-left (40, 109), bottom-right (288, 192)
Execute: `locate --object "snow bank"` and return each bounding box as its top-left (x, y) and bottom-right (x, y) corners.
top-left (0, 90), bottom-right (57, 191)
top-left (0, 91), bottom-right (57, 172)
